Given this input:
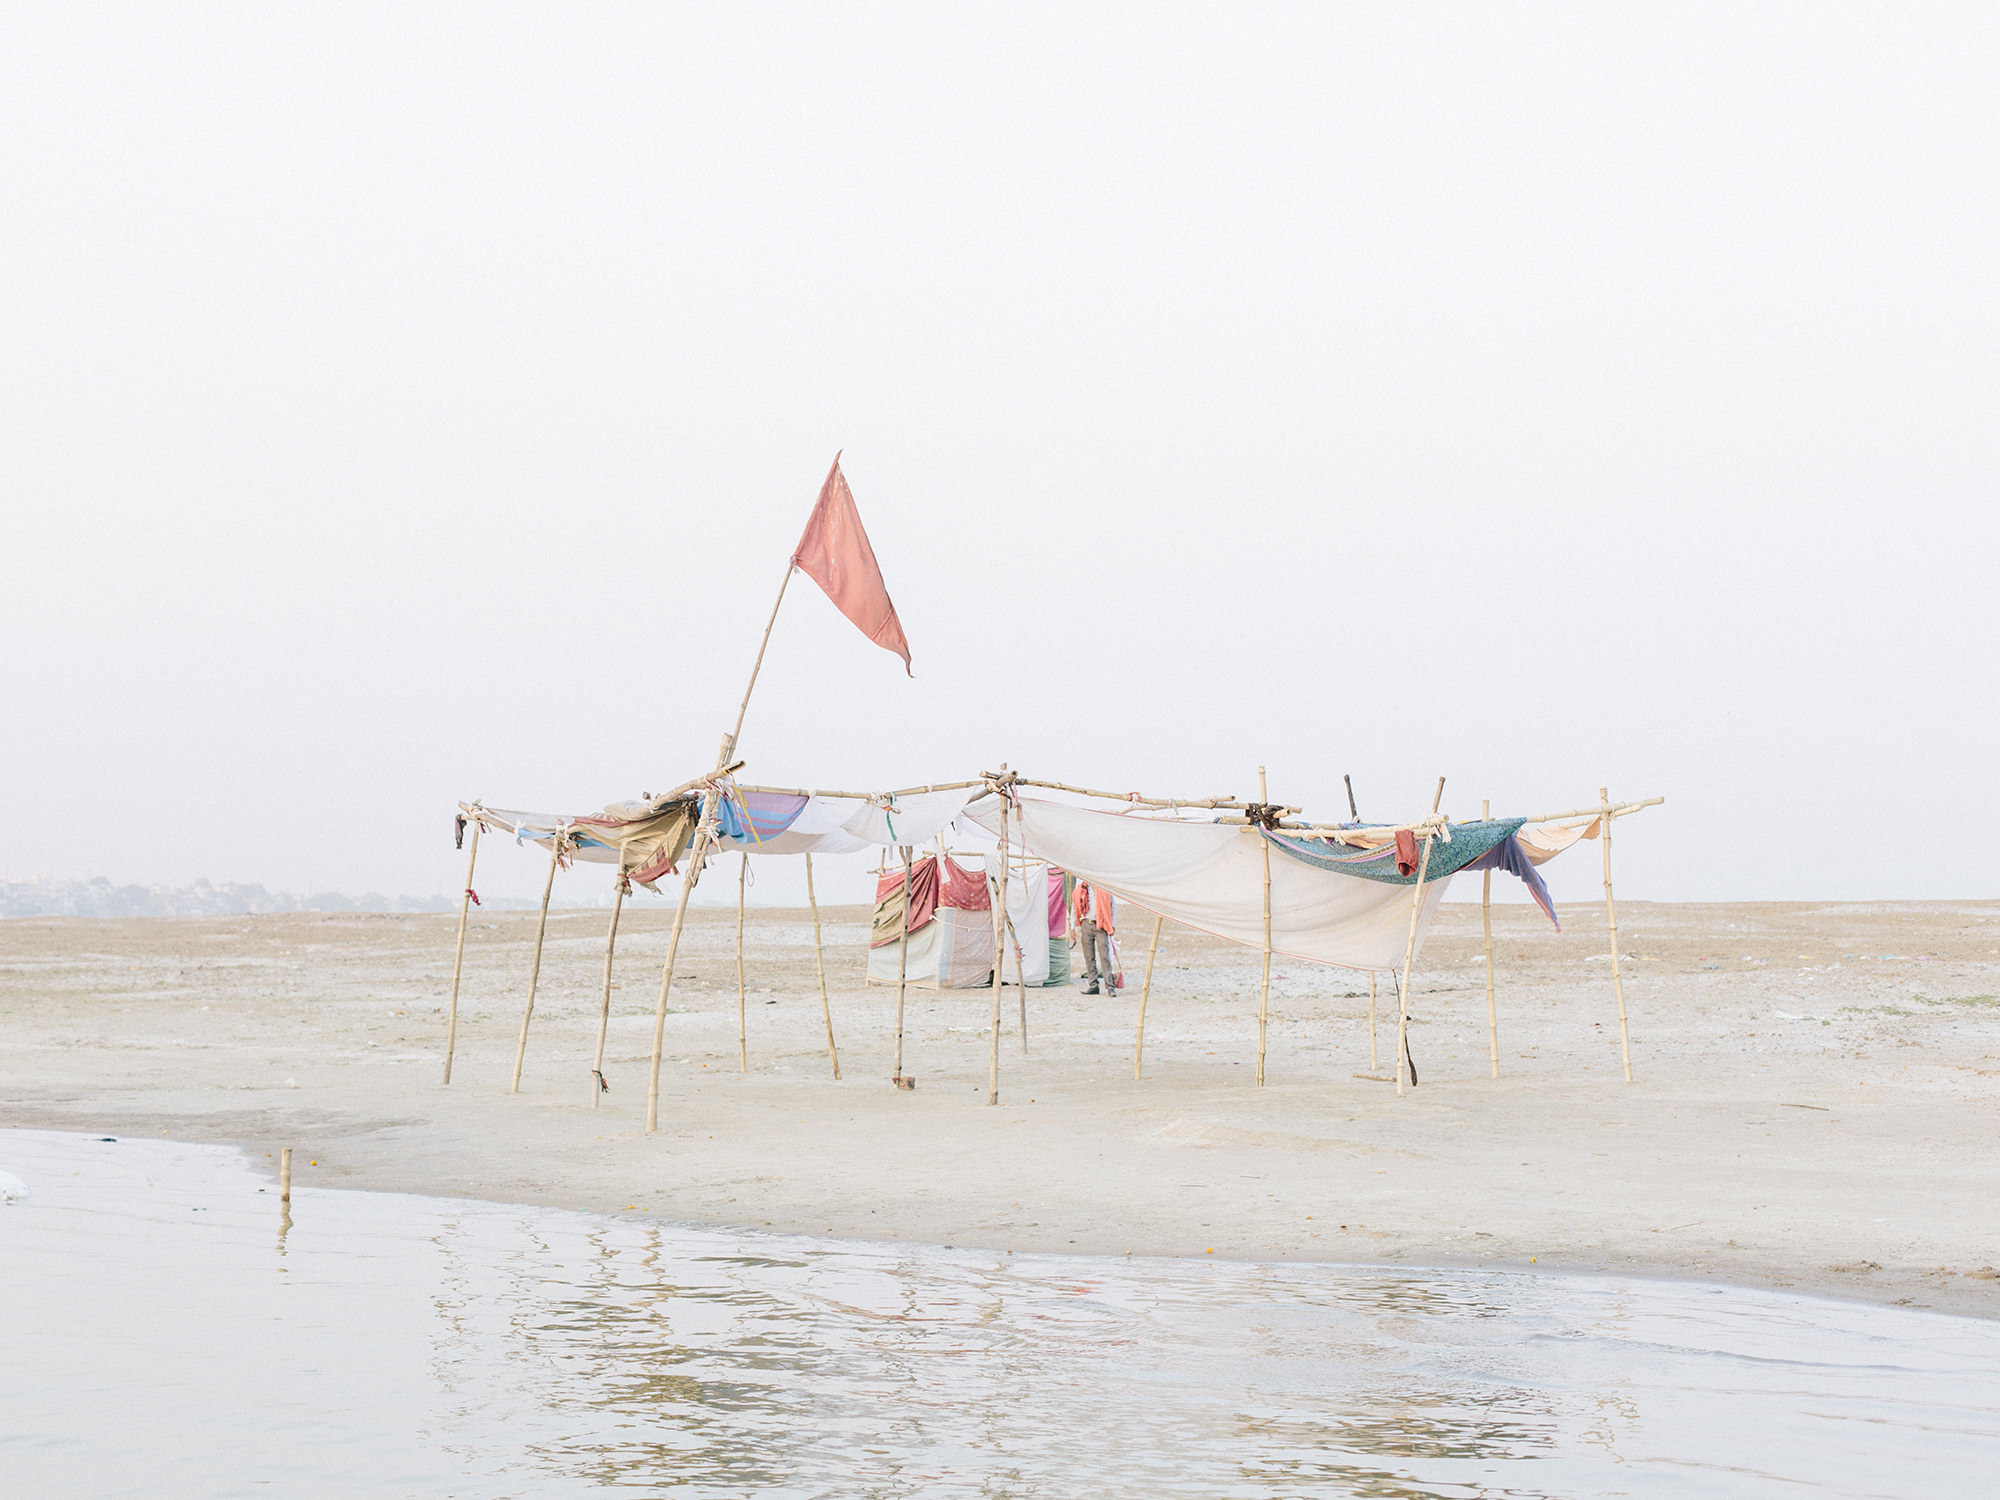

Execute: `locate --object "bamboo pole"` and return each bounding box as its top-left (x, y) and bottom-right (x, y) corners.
top-left (1015, 801), bottom-right (1030, 1054)
top-left (736, 853), bottom-right (749, 1073)
top-left (1393, 778), bottom-right (1447, 1096)
top-left (1368, 973), bottom-right (1378, 1071)
top-left (733, 779), bottom-right (987, 801)
top-left (279, 1147), bottom-right (292, 1204)
top-left (442, 818), bottom-right (481, 1085)
top-left (646, 795), bottom-right (716, 1134)
top-left (723, 567), bottom-right (795, 766)
top-left (637, 507), bottom-right (812, 1133)
top-left (1256, 766), bottom-right (1273, 1087)
top-left (1007, 909), bottom-right (1028, 1054)
top-left (1134, 912), bottom-right (1163, 1080)
top-left (985, 773), bottom-right (1247, 810)
top-left (892, 845), bottom-right (913, 1086)
top-left (1249, 795), bottom-right (1664, 839)
top-left (987, 808), bottom-right (1011, 1105)
top-left (509, 834), bottom-right (564, 1094)
top-left (590, 876), bottom-right (626, 1106)
top-left (804, 853), bottom-right (840, 1080)
top-left (1482, 797), bottom-right (1499, 1080)
top-left (1602, 784), bottom-right (1633, 1083)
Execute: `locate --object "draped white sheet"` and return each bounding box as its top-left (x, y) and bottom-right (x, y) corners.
top-left (473, 807), bottom-right (620, 863)
top-left (1000, 860), bottom-right (1052, 987)
top-left (722, 788), bottom-right (977, 856)
top-left (961, 794), bottom-right (1451, 972)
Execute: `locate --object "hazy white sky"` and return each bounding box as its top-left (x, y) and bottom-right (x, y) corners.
top-left (4, 5), bottom-right (1996, 911)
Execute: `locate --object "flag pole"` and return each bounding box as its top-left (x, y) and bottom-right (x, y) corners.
top-left (722, 564), bottom-right (796, 767)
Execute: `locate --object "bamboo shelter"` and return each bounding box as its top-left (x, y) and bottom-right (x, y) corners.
top-left (437, 451), bottom-right (1664, 1121)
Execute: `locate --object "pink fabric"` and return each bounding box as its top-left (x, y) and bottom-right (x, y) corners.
top-left (939, 854), bottom-right (991, 911)
top-left (872, 857), bottom-right (941, 946)
top-left (792, 453), bottom-right (912, 675)
top-left (1048, 868), bottom-right (1066, 936)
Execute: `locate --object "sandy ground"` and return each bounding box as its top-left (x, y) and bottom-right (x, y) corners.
top-left (3, 899), bottom-right (1998, 1318)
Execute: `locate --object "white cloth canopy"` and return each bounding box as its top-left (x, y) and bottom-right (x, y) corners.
top-left (962, 794), bottom-right (1451, 972)
top-left (719, 788), bottom-right (977, 856)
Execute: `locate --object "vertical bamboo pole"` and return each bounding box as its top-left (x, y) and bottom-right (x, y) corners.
top-left (1393, 778), bottom-right (1446, 1096)
top-left (1367, 973), bottom-right (1378, 1071)
top-left (804, 853), bottom-right (840, 1080)
top-left (442, 819), bottom-right (481, 1085)
top-left (279, 1147), bottom-right (292, 1203)
top-left (736, 852), bottom-right (749, 1073)
top-left (987, 809), bottom-right (1011, 1105)
top-left (892, 845), bottom-right (913, 1084)
top-left (1393, 837), bottom-right (1434, 1095)
top-left (1134, 912), bottom-right (1163, 1080)
top-left (1601, 785), bottom-right (1633, 1083)
top-left (510, 834), bottom-right (563, 1094)
top-left (1482, 798), bottom-right (1499, 1080)
top-left (1256, 766), bottom-right (1273, 1087)
top-left (591, 877), bottom-right (626, 1106)
top-left (1015, 806), bottom-right (1031, 1053)
top-left (1007, 909), bottom-right (1027, 1052)
top-left (647, 796), bottom-right (716, 1135)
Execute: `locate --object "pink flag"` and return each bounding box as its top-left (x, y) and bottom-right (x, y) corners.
top-left (792, 453), bottom-right (912, 675)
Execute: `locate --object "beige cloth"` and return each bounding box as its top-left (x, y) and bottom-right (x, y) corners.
top-left (1515, 819), bottom-right (1597, 866)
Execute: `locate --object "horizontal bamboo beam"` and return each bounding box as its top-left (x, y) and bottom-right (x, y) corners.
top-left (731, 779), bottom-right (988, 801)
top-left (987, 773), bottom-right (1247, 810)
top-left (1260, 796), bottom-right (1663, 840)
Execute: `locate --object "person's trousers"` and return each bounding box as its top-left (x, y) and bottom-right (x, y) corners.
top-left (1080, 921), bottom-right (1114, 990)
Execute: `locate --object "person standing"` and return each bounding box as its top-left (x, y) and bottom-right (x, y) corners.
top-left (1072, 877), bottom-right (1117, 995)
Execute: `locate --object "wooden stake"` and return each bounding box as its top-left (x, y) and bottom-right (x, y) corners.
top-left (1393, 777), bottom-right (1446, 1096)
top-left (279, 1147), bottom-right (292, 1203)
top-left (646, 793), bottom-right (717, 1134)
top-left (442, 818), bottom-right (480, 1086)
top-left (804, 853), bottom-right (840, 1080)
top-left (510, 834), bottom-right (563, 1094)
top-left (892, 845), bottom-right (913, 1085)
top-left (1482, 797), bottom-right (1499, 1080)
top-left (1134, 912), bottom-right (1163, 1080)
top-left (590, 877), bottom-right (625, 1106)
top-left (1602, 784), bottom-right (1633, 1082)
top-left (1256, 766), bottom-right (1272, 1087)
top-left (736, 853), bottom-right (749, 1073)
top-left (987, 810), bottom-right (1011, 1105)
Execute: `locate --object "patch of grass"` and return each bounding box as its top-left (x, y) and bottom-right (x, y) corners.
top-left (1917, 993), bottom-right (2000, 1007)
top-left (1841, 1004), bottom-right (1911, 1016)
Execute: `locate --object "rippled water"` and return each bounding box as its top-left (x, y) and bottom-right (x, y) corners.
top-left (3, 1130), bottom-right (1995, 1498)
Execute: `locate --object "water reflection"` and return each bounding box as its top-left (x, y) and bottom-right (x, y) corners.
top-left (4, 1129), bottom-right (1998, 1500)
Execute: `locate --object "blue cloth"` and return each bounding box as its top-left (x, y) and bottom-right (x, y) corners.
top-left (713, 795), bottom-right (751, 843)
top-left (1462, 835), bottom-right (1560, 929)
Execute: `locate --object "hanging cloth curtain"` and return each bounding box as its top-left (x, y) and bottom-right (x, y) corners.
top-left (963, 795), bottom-right (1452, 973)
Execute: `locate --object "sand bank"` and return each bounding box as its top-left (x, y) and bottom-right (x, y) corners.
top-left (3, 900), bottom-right (1997, 1317)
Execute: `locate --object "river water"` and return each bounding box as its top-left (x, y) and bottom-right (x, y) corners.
top-left (2, 1129), bottom-right (1994, 1498)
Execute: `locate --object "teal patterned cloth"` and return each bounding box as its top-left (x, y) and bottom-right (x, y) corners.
top-left (1263, 818), bottom-right (1527, 885)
